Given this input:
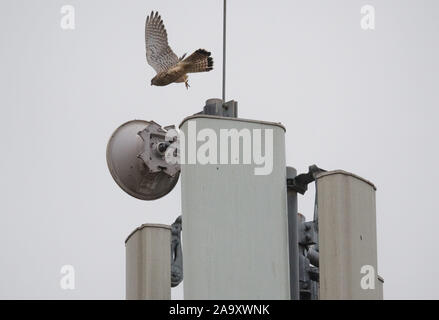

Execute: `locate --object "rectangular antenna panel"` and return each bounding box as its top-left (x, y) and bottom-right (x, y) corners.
top-left (317, 171), bottom-right (383, 299)
top-left (179, 115), bottom-right (290, 299)
top-left (125, 224), bottom-right (171, 300)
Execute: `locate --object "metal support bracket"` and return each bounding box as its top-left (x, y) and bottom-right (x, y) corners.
top-left (299, 221), bottom-right (318, 246)
top-left (138, 121), bottom-right (180, 177)
top-left (171, 216), bottom-right (183, 287)
top-left (286, 165), bottom-right (324, 300)
top-left (287, 165), bottom-right (326, 195)
top-left (197, 98), bottom-right (238, 118)
top-left (292, 165), bottom-right (326, 300)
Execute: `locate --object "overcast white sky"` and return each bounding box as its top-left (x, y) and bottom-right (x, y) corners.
top-left (0, 0), bottom-right (438, 299)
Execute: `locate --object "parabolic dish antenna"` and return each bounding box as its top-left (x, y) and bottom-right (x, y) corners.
top-left (106, 120), bottom-right (180, 200)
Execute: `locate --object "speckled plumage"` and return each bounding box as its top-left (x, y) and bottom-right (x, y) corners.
top-left (145, 11), bottom-right (213, 89)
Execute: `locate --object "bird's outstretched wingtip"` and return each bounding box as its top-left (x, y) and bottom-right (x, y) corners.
top-left (147, 10), bottom-right (160, 19)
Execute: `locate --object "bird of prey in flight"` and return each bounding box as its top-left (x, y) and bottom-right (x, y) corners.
top-left (145, 11), bottom-right (213, 89)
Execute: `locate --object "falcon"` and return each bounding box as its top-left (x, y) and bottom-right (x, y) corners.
top-left (145, 11), bottom-right (213, 89)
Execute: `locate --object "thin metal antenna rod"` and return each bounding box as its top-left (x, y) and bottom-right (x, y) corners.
top-left (222, 0), bottom-right (226, 102)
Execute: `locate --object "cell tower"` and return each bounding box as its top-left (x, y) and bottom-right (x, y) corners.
top-left (106, 1), bottom-right (383, 300)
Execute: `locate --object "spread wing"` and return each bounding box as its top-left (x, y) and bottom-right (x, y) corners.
top-left (145, 11), bottom-right (179, 73)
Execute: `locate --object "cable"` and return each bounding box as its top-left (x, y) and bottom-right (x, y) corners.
top-left (222, 0), bottom-right (226, 102)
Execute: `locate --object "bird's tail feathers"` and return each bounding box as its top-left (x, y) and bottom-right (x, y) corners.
top-left (182, 49), bottom-right (213, 73)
